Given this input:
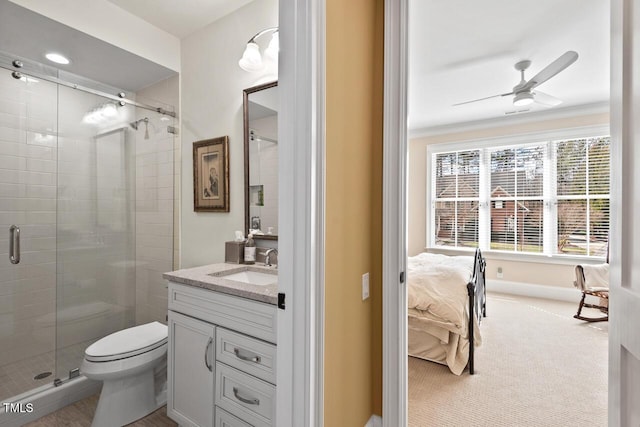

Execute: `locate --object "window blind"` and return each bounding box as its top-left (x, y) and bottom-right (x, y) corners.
top-left (433, 150), bottom-right (480, 248)
top-left (429, 135), bottom-right (610, 258)
top-left (555, 137), bottom-right (610, 256)
top-left (489, 144), bottom-right (545, 253)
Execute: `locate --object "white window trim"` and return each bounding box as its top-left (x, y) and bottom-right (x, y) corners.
top-left (425, 124), bottom-right (610, 262)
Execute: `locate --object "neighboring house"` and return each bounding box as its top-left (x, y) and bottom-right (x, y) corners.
top-left (434, 176), bottom-right (479, 243)
top-left (434, 173), bottom-right (542, 247)
top-left (489, 186), bottom-right (532, 244)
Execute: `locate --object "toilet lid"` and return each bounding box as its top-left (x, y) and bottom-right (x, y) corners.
top-left (85, 321), bottom-right (167, 362)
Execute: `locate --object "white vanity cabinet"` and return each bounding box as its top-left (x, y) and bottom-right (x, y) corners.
top-left (168, 310), bottom-right (216, 427)
top-left (167, 281), bottom-right (277, 427)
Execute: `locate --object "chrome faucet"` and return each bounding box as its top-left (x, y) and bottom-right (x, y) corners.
top-left (265, 248), bottom-right (278, 267)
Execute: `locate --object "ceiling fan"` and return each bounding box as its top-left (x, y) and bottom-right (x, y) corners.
top-left (454, 51), bottom-right (579, 108)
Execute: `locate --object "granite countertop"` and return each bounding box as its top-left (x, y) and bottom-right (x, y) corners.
top-left (163, 263), bottom-right (278, 305)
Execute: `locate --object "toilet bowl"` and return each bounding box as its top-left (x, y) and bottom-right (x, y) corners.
top-left (81, 321), bottom-right (168, 427)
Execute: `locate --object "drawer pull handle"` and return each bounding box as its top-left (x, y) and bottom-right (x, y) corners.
top-left (234, 348), bottom-right (261, 363)
top-left (204, 337), bottom-right (213, 372)
top-left (232, 387), bottom-right (260, 405)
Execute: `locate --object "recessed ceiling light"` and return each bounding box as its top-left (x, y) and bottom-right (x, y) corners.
top-left (45, 53), bottom-right (70, 65)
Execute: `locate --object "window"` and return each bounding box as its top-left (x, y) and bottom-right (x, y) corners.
top-left (433, 150), bottom-right (479, 248)
top-left (429, 135), bottom-right (610, 258)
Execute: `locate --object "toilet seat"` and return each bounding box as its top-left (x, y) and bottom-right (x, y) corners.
top-left (85, 321), bottom-right (167, 362)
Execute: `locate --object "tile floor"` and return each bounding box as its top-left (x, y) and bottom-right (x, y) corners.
top-left (23, 394), bottom-right (177, 426)
top-left (0, 342), bottom-right (90, 402)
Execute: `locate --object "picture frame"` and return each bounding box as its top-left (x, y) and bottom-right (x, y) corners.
top-left (193, 136), bottom-right (229, 212)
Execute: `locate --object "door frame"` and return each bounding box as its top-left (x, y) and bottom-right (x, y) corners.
top-left (382, 0), bottom-right (409, 426)
top-left (276, 0), bottom-right (326, 425)
top-left (382, 2), bottom-right (626, 426)
top-left (609, 0), bottom-right (640, 424)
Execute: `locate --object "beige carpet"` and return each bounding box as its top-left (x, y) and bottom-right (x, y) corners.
top-left (409, 292), bottom-right (608, 427)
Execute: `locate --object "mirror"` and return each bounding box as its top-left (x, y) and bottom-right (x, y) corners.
top-left (244, 81), bottom-right (278, 240)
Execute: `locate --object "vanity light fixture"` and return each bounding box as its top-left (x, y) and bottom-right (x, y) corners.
top-left (45, 52), bottom-right (70, 65)
top-left (238, 27), bottom-right (279, 72)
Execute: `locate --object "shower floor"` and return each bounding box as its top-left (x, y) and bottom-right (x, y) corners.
top-left (0, 342), bottom-right (89, 402)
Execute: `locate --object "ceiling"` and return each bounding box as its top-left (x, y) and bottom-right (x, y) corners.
top-left (408, 0), bottom-right (610, 134)
top-left (0, 0), bottom-right (176, 92)
top-left (0, 0), bottom-right (253, 91)
top-left (106, 0), bottom-right (253, 38)
top-left (2, 0), bottom-right (608, 127)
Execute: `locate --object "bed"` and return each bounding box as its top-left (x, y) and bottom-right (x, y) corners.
top-left (407, 248), bottom-right (486, 375)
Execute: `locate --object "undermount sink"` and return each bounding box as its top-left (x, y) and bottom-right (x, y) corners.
top-left (212, 269), bottom-right (277, 286)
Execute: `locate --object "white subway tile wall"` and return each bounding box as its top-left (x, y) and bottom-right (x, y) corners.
top-left (55, 85), bottom-right (137, 378)
top-left (0, 71), bottom-right (57, 399)
top-left (135, 75), bottom-right (179, 325)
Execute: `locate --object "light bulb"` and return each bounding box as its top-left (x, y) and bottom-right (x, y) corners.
top-left (45, 53), bottom-right (70, 65)
top-left (513, 92), bottom-right (534, 107)
top-left (101, 103), bottom-right (118, 118)
top-left (265, 32), bottom-right (279, 61)
top-left (238, 42), bottom-right (264, 72)
top-left (82, 110), bottom-right (98, 125)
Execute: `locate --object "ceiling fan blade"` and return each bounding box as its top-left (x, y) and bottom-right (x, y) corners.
top-left (523, 51), bottom-right (579, 91)
top-left (453, 92), bottom-right (513, 106)
top-left (533, 91), bottom-right (563, 107)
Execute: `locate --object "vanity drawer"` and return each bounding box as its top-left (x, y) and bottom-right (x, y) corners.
top-left (215, 362), bottom-right (276, 427)
top-left (168, 282), bottom-right (277, 343)
top-left (216, 327), bottom-right (276, 384)
top-left (215, 407), bottom-right (253, 427)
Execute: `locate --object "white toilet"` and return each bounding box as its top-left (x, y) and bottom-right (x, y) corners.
top-left (81, 321), bottom-right (168, 427)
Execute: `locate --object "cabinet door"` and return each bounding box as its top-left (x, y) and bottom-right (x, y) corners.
top-left (168, 311), bottom-right (215, 427)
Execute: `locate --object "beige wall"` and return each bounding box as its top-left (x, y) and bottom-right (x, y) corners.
top-left (325, 0), bottom-right (384, 424)
top-left (409, 112), bottom-right (609, 287)
top-left (180, 0), bottom-right (278, 268)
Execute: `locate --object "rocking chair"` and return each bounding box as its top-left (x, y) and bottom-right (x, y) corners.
top-left (573, 263), bottom-right (609, 322)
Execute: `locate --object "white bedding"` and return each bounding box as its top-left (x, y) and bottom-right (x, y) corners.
top-left (407, 252), bottom-right (481, 375)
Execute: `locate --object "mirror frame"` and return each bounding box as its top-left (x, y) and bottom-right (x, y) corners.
top-left (243, 80), bottom-right (278, 240)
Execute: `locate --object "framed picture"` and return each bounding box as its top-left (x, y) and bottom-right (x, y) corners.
top-left (193, 136), bottom-right (229, 212)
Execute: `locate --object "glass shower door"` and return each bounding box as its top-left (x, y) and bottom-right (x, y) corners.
top-left (55, 86), bottom-right (137, 380)
top-left (0, 67), bottom-right (59, 400)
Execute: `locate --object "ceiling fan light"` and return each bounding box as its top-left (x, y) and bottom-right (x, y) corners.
top-left (513, 92), bottom-right (534, 107)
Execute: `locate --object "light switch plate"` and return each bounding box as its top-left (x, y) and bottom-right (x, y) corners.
top-left (362, 272), bottom-right (370, 300)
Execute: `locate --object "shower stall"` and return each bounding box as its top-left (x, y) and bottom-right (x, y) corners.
top-left (0, 51), bottom-right (177, 409)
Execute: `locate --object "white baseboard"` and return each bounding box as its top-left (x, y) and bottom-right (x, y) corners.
top-left (365, 414), bottom-right (382, 427)
top-left (0, 376), bottom-right (100, 427)
top-left (486, 279), bottom-right (579, 303)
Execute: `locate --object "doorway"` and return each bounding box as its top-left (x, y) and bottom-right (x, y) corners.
top-left (382, 1), bottom-right (613, 425)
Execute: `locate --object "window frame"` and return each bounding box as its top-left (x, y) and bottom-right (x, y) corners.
top-left (426, 124), bottom-right (610, 262)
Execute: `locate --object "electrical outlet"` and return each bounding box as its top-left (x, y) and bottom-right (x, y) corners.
top-left (497, 267), bottom-right (503, 279)
top-left (362, 272), bottom-right (370, 300)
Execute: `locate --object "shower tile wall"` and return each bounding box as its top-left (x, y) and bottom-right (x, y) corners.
top-left (134, 75), bottom-right (180, 325)
top-left (55, 86), bottom-right (136, 376)
top-left (0, 67), bottom-right (178, 400)
top-left (0, 72), bottom-right (57, 397)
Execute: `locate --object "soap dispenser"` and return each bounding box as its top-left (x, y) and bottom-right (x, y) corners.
top-left (244, 233), bottom-right (256, 264)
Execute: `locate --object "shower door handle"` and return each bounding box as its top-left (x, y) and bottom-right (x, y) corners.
top-left (9, 225), bottom-right (20, 264)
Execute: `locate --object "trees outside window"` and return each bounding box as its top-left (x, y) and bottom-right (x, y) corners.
top-left (430, 136), bottom-right (610, 258)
